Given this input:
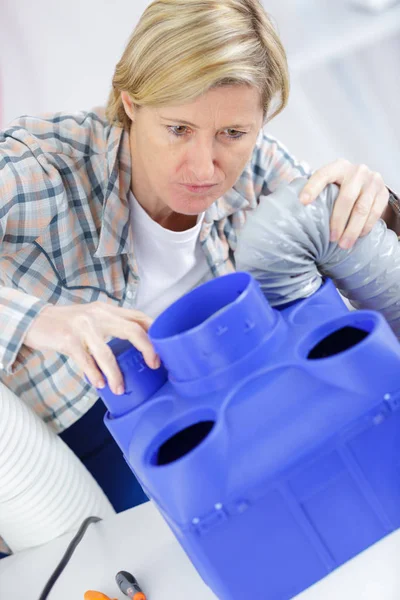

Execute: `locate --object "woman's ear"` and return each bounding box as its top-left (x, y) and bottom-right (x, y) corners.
top-left (120, 91), bottom-right (135, 122)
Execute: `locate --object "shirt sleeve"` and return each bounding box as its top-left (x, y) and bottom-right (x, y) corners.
top-left (383, 187), bottom-right (400, 236)
top-left (251, 129), bottom-right (312, 200)
top-left (0, 127), bottom-right (61, 374)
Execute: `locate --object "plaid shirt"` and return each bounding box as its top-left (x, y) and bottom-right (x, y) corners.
top-left (0, 107), bottom-right (311, 437)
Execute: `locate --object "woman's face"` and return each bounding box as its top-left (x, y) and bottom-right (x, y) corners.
top-left (126, 85), bottom-right (264, 217)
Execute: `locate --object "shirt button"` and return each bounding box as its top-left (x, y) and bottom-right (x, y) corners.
top-left (126, 287), bottom-right (135, 300)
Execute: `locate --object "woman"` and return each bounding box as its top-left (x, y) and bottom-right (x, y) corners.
top-left (0, 0), bottom-right (398, 539)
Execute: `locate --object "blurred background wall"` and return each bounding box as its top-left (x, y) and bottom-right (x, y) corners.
top-left (1, 0), bottom-right (400, 189)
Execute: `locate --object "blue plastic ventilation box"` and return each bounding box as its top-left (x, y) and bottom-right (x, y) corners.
top-left (96, 272), bottom-right (400, 600)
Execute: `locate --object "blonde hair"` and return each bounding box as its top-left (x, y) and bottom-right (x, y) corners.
top-left (106, 0), bottom-right (289, 130)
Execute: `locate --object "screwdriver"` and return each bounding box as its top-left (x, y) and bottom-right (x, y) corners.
top-left (116, 570), bottom-right (147, 600)
top-left (84, 591), bottom-right (118, 600)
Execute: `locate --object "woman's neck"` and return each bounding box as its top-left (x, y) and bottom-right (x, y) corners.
top-left (132, 187), bottom-right (198, 231)
top-left (153, 210), bottom-right (198, 232)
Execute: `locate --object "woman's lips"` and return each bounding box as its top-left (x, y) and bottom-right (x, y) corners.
top-left (180, 183), bottom-right (217, 193)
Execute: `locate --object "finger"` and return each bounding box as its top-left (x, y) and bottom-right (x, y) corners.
top-left (70, 343), bottom-right (108, 391)
top-left (337, 189), bottom-right (375, 249)
top-left (329, 168), bottom-right (369, 242)
top-left (127, 313), bottom-right (153, 332)
top-left (109, 318), bottom-right (160, 370)
top-left (94, 303), bottom-right (154, 331)
top-left (117, 308), bottom-right (153, 331)
top-left (299, 159), bottom-right (351, 205)
top-left (85, 331), bottom-right (125, 395)
top-left (360, 187), bottom-right (390, 236)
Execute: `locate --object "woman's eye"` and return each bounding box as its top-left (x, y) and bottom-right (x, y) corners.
top-left (168, 125), bottom-right (189, 137)
top-left (225, 129), bottom-right (245, 140)
top-left (167, 125), bottom-right (246, 140)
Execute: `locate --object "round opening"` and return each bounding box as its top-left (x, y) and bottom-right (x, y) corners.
top-left (307, 325), bottom-right (370, 359)
top-left (154, 420), bottom-right (215, 466)
top-left (150, 272), bottom-right (251, 341)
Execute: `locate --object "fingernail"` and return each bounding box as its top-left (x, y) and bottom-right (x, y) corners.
top-left (153, 356), bottom-right (161, 369)
top-left (116, 385), bottom-right (125, 395)
top-left (330, 230), bottom-right (338, 242)
top-left (339, 237), bottom-right (352, 250)
top-left (96, 380), bottom-right (105, 389)
top-left (300, 193), bottom-right (310, 204)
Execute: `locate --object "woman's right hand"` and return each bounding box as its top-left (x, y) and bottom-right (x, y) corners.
top-left (23, 302), bottom-right (159, 395)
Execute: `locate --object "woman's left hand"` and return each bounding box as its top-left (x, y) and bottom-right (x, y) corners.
top-left (298, 159), bottom-right (389, 249)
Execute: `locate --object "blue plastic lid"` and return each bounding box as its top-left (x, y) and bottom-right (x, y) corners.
top-left (96, 339), bottom-right (168, 417)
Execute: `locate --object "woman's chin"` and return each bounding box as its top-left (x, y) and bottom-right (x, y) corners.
top-left (170, 191), bottom-right (220, 215)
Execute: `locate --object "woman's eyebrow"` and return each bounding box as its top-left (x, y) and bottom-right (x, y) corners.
top-left (159, 116), bottom-right (253, 129)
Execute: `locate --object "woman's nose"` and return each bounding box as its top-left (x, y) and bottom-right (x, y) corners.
top-left (186, 141), bottom-right (216, 182)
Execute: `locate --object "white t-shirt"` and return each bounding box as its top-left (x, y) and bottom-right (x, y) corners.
top-left (129, 191), bottom-right (211, 318)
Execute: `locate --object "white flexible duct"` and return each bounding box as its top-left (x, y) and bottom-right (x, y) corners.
top-left (0, 382), bottom-right (115, 552)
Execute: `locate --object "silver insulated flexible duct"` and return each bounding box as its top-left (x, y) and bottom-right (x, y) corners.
top-left (235, 178), bottom-right (400, 337)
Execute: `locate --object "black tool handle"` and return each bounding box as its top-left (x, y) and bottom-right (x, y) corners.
top-left (116, 571), bottom-right (143, 597)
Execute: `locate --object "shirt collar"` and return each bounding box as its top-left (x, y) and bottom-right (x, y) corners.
top-left (94, 124), bottom-right (133, 258)
top-left (204, 183), bottom-right (250, 223)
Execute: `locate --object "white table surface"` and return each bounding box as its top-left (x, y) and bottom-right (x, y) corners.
top-left (1, 500), bottom-right (400, 600)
